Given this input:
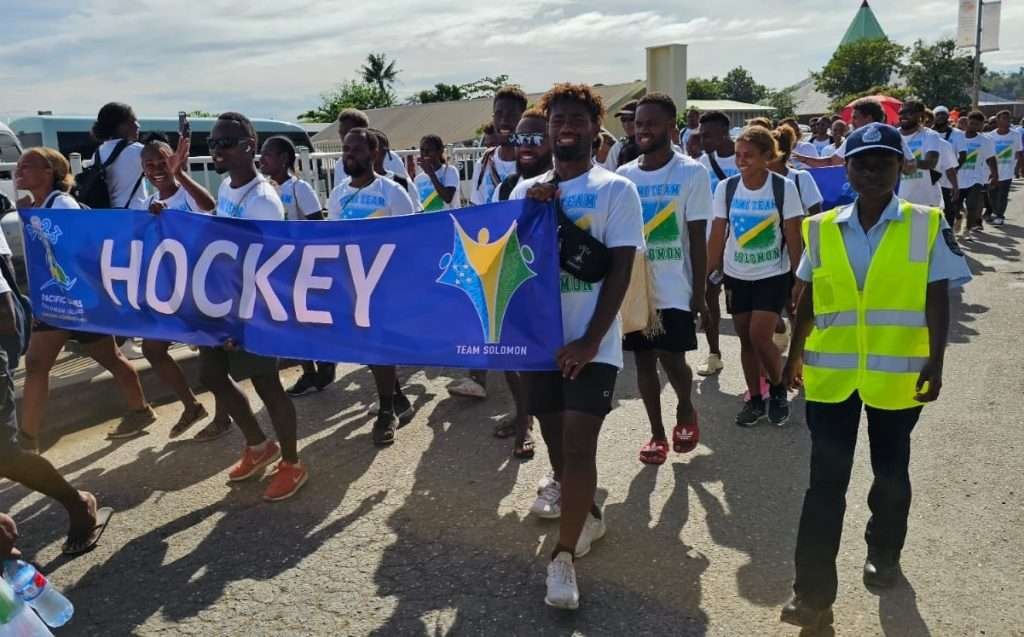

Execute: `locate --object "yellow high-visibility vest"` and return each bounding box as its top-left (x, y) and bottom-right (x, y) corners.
top-left (801, 201), bottom-right (941, 410)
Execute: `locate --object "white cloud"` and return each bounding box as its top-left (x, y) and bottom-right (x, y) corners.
top-left (2, 1), bottom-right (1022, 122)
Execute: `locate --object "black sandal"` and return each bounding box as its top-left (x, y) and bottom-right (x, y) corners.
top-left (513, 430), bottom-right (535, 460)
top-left (192, 417), bottom-right (232, 443)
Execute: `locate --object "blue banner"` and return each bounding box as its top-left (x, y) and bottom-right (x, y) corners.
top-left (807, 166), bottom-right (856, 211)
top-left (19, 200), bottom-right (563, 370)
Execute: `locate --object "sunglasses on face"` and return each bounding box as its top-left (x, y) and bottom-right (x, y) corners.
top-left (208, 137), bottom-right (246, 151)
top-left (510, 133), bottom-right (546, 147)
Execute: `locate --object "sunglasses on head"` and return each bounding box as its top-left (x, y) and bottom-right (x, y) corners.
top-left (510, 133), bottom-right (546, 147)
top-left (208, 137), bottom-right (246, 151)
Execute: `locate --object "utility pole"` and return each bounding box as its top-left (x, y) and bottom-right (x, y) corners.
top-left (972, 0), bottom-right (983, 109)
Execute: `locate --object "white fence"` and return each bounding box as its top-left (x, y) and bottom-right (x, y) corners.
top-left (1, 145), bottom-right (491, 208)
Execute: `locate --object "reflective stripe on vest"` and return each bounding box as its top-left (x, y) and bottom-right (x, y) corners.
top-left (802, 201), bottom-right (940, 410)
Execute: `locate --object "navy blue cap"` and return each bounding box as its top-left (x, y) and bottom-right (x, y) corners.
top-left (844, 122), bottom-right (903, 158)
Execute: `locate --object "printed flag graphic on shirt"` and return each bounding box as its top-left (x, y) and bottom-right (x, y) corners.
top-left (995, 144), bottom-right (1014, 163)
top-left (731, 214), bottom-right (776, 250)
top-left (963, 149), bottom-right (979, 170)
top-left (642, 200), bottom-right (680, 243)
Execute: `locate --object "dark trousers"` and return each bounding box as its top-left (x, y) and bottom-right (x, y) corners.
top-left (940, 187), bottom-right (960, 227)
top-left (989, 179), bottom-right (1012, 219)
top-left (793, 391), bottom-right (922, 608)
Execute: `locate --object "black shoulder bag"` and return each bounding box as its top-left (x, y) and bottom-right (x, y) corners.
top-left (547, 174), bottom-right (612, 283)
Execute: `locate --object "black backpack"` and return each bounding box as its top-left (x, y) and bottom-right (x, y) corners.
top-left (75, 140), bottom-right (142, 209)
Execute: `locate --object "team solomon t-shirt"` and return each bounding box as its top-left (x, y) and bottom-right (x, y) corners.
top-left (414, 164), bottom-right (461, 212)
top-left (988, 130), bottom-right (1023, 181)
top-left (900, 128), bottom-right (944, 207)
top-left (326, 175), bottom-right (415, 220)
top-left (617, 155), bottom-right (712, 311)
top-left (510, 166), bottom-right (645, 369)
top-left (957, 133), bottom-right (996, 188)
top-left (713, 174), bottom-right (803, 281)
top-left (277, 176), bottom-right (321, 220)
top-left (216, 176), bottom-right (284, 220)
top-left (699, 151), bottom-right (739, 195)
top-left (144, 187), bottom-right (211, 214)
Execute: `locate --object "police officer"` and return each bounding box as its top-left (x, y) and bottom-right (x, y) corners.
top-left (779, 123), bottom-right (972, 630)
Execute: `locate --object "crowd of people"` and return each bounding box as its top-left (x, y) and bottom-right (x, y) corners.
top-left (0, 81), bottom-right (1021, 628)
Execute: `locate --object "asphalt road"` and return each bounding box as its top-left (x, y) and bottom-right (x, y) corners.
top-left (2, 187), bottom-right (1022, 636)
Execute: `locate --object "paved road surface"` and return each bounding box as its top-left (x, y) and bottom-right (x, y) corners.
top-left (2, 189), bottom-right (1022, 636)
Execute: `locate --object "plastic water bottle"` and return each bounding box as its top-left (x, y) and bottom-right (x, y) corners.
top-left (2, 562), bottom-right (72, 628)
top-left (0, 578), bottom-right (52, 636)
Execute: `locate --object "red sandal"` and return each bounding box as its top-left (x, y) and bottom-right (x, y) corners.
top-left (639, 438), bottom-right (669, 465)
top-left (673, 412), bottom-right (700, 454)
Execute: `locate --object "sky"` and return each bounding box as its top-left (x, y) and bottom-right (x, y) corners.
top-left (2, 0), bottom-right (1022, 123)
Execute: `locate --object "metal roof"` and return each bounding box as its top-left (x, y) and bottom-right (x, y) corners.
top-left (313, 81), bottom-right (647, 149)
top-left (841, 1), bottom-right (887, 46)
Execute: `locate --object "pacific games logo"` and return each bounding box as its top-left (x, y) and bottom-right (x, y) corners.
top-left (27, 216), bottom-right (77, 291)
top-left (437, 217), bottom-right (536, 344)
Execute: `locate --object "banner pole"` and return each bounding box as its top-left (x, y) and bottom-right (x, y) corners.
top-left (972, 0), bottom-right (983, 110)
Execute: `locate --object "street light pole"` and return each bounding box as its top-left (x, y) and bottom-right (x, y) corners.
top-left (972, 0), bottom-right (983, 109)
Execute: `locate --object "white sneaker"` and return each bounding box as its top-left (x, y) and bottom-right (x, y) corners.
top-left (574, 512), bottom-right (607, 558)
top-left (447, 377), bottom-right (487, 399)
top-left (697, 353), bottom-right (724, 376)
top-left (530, 480), bottom-right (561, 519)
top-left (545, 552), bottom-right (579, 610)
top-left (536, 474), bottom-right (554, 492)
top-left (120, 338), bottom-right (145, 360)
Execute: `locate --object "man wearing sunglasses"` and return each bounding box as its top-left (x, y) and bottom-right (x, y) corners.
top-left (485, 110), bottom-right (552, 463)
top-left (602, 100), bottom-right (638, 170)
top-left (203, 112), bottom-right (307, 503)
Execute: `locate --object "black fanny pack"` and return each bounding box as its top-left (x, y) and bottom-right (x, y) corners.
top-left (548, 175), bottom-right (611, 283)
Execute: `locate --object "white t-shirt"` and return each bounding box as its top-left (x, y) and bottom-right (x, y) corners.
top-left (957, 133), bottom-right (997, 188)
top-left (778, 168), bottom-right (823, 213)
top-left (414, 164), bottom-right (462, 212)
top-left (383, 151), bottom-right (410, 180)
top-left (988, 130), bottom-right (1023, 181)
top-left (470, 153), bottom-right (516, 205)
top-left (41, 191), bottom-right (80, 210)
top-left (384, 171), bottom-right (421, 212)
top-left (899, 128), bottom-right (944, 207)
top-left (144, 187), bottom-right (211, 214)
top-left (680, 127), bottom-right (699, 148)
top-left (791, 141), bottom-right (818, 169)
top-left (510, 166), bottom-right (645, 369)
top-left (603, 139), bottom-right (625, 170)
top-left (811, 138), bottom-right (833, 155)
top-left (699, 151), bottom-right (740, 196)
top-left (935, 138), bottom-right (959, 189)
top-left (96, 139), bottom-right (148, 209)
top-left (326, 175), bottom-right (415, 220)
top-left (617, 155), bottom-right (712, 311)
top-left (276, 176), bottom-right (321, 220)
top-left (713, 174), bottom-right (803, 281)
top-left (216, 175), bottom-right (285, 220)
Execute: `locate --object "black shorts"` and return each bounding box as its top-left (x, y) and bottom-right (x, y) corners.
top-left (524, 362), bottom-right (618, 418)
top-left (33, 321), bottom-right (108, 345)
top-left (724, 272), bottom-right (792, 315)
top-left (623, 309), bottom-right (698, 353)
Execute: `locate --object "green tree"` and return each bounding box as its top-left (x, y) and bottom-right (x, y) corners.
top-left (186, 110), bottom-right (217, 118)
top-left (298, 80), bottom-right (395, 122)
top-left (982, 67), bottom-right (1024, 99)
top-left (687, 77), bottom-right (722, 99)
top-left (461, 75), bottom-right (512, 99)
top-left (359, 52), bottom-right (400, 95)
top-left (828, 84), bottom-right (911, 113)
top-left (761, 90), bottom-right (797, 119)
top-left (409, 83), bottom-right (465, 104)
top-left (720, 67), bottom-right (768, 103)
top-left (903, 38), bottom-right (975, 107)
top-left (813, 39), bottom-right (906, 100)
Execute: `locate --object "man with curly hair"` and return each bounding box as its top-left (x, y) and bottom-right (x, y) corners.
top-left (509, 83), bottom-right (644, 610)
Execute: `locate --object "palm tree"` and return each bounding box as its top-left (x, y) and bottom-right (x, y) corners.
top-left (360, 53), bottom-right (399, 95)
